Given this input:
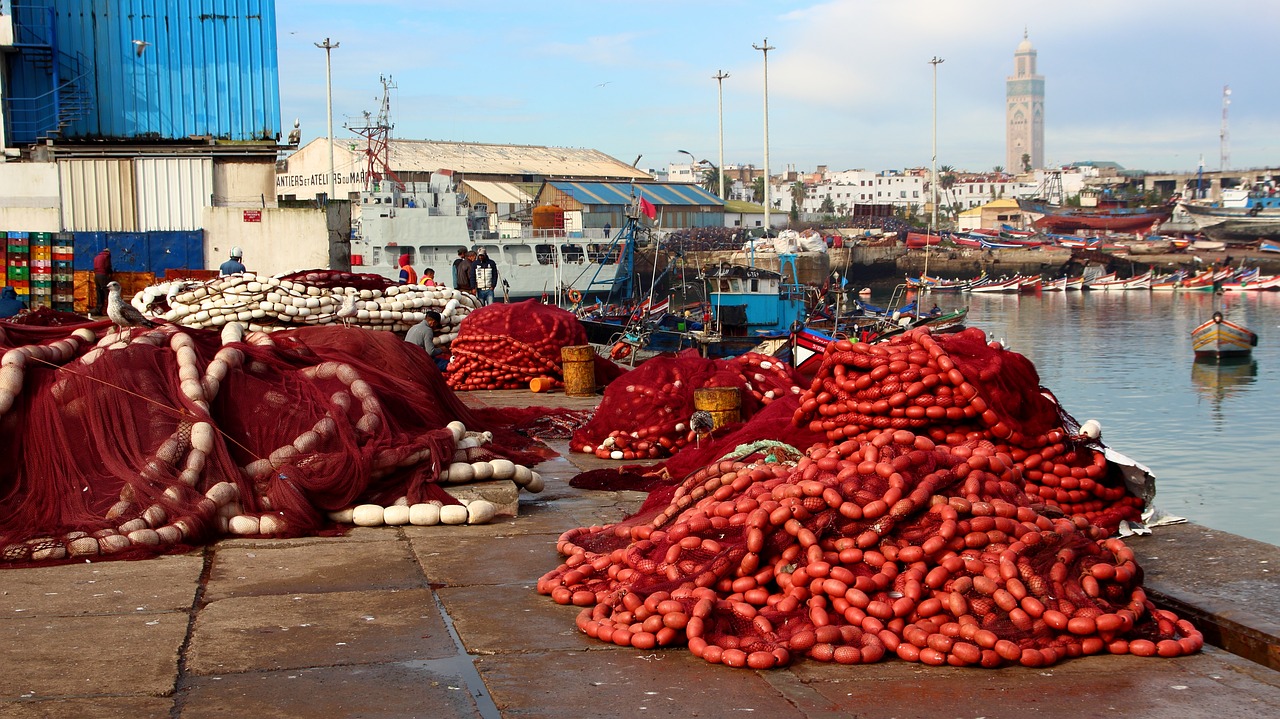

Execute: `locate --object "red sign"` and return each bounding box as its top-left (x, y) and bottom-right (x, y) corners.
top-left (243, 210), bottom-right (262, 223)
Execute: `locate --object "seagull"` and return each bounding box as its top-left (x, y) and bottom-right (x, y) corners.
top-left (107, 281), bottom-right (158, 333)
top-left (595, 81), bottom-right (612, 88)
top-left (335, 293), bottom-right (358, 327)
top-left (287, 119), bottom-right (301, 146)
top-left (132, 39), bottom-right (150, 57)
top-left (690, 410), bottom-right (715, 448)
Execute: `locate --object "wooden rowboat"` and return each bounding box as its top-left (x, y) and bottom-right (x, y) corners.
top-left (1191, 312), bottom-right (1257, 360)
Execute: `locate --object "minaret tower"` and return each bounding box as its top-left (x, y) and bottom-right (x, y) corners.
top-left (1005, 29), bottom-right (1044, 173)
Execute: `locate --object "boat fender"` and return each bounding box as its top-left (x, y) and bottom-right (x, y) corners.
top-left (1079, 419), bottom-right (1102, 440)
top-left (1212, 312), bottom-right (1223, 323)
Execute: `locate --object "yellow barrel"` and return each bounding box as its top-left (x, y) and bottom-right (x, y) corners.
top-left (560, 345), bottom-right (596, 397)
top-left (694, 386), bottom-right (741, 430)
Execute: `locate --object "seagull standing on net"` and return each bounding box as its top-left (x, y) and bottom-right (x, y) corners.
top-left (107, 281), bottom-right (158, 333)
top-left (690, 409), bottom-right (714, 448)
top-left (336, 293), bottom-right (358, 327)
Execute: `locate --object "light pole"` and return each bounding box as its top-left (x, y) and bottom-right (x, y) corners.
top-left (926, 56), bottom-right (944, 297)
top-left (315, 37), bottom-right (340, 201)
top-left (929, 56), bottom-right (944, 236)
top-left (713, 70), bottom-right (729, 201)
top-left (753, 38), bottom-right (774, 235)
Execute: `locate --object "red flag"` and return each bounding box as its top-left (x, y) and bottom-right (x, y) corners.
top-left (639, 196), bottom-right (657, 220)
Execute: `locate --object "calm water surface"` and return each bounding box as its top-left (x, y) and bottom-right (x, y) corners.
top-left (874, 286), bottom-right (1280, 547)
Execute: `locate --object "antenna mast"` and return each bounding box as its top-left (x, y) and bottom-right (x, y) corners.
top-left (1219, 85), bottom-right (1231, 172)
top-left (347, 75), bottom-right (404, 191)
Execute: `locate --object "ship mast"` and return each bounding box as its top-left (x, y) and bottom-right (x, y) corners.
top-left (1219, 85), bottom-right (1231, 172)
top-left (347, 75), bottom-right (404, 192)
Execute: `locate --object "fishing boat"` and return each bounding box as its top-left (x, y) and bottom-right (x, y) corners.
top-left (1081, 271), bottom-right (1117, 290)
top-left (1018, 174), bottom-right (1174, 233)
top-left (968, 275), bottom-right (1025, 294)
top-left (1087, 271), bottom-right (1153, 292)
top-left (1180, 189), bottom-right (1280, 243)
top-left (1018, 276), bottom-right (1043, 293)
top-left (348, 174), bottom-right (637, 302)
top-left (1150, 270), bottom-right (1188, 292)
top-left (1191, 312), bottom-right (1258, 360)
top-left (581, 257), bottom-right (808, 361)
top-left (789, 306), bottom-right (969, 376)
top-left (1260, 240), bottom-right (1280, 253)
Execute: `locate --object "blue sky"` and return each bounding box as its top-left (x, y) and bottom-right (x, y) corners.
top-left (276, 0), bottom-right (1279, 176)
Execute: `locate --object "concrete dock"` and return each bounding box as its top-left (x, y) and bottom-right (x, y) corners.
top-left (1, 389), bottom-right (1278, 718)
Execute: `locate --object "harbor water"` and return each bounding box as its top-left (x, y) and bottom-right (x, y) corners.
top-left (883, 285), bottom-right (1280, 547)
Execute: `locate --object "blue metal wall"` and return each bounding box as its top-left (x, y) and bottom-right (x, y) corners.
top-left (73, 231), bottom-right (204, 273)
top-left (9, 0), bottom-right (280, 143)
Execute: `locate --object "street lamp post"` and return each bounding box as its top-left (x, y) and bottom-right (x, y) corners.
top-left (926, 56), bottom-right (944, 299)
top-left (753, 38), bottom-right (774, 235)
top-left (713, 70), bottom-right (729, 200)
top-left (315, 37), bottom-right (340, 201)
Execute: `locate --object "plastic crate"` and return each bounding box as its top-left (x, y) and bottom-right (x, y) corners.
top-left (54, 259), bottom-right (72, 269)
top-left (8, 266), bottom-right (30, 281)
top-left (31, 259), bottom-right (52, 270)
top-left (8, 279), bottom-right (28, 291)
top-left (7, 246), bottom-right (28, 256)
top-left (31, 232), bottom-right (53, 245)
top-left (31, 249), bottom-right (52, 261)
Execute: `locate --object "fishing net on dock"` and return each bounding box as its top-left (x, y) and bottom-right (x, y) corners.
top-left (539, 327), bottom-right (1196, 670)
top-left (570, 350), bottom-right (804, 462)
top-left (445, 300), bottom-right (624, 391)
top-left (0, 323), bottom-right (548, 567)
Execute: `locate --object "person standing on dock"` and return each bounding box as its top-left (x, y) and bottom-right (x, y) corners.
top-left (397, 254), bottom-right (417, 285)
top-left (219, 247), bottom-right (246, 276)
top-left (471, 247), bottom-right (500, 306)
top-left (453, 248), bottom-right (474, 294)
top-left (92, 247), bottom-right (113, 317)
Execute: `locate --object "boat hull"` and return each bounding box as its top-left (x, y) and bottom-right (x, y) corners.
top-left (1191, 315), bottom-right (1257, 359)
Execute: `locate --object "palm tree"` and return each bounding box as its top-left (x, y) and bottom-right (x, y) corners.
top-left (1021, 153), bottom-right (1032, 173)
top-left (752, 177), bottom-right (765, 204)
top-left (701, 166), bottom-right (722, 197)
top-left (790, 181), bottom-right (807, 211)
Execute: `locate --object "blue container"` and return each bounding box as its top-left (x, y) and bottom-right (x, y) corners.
top-left (74, 231), bottom-right (204, 273)
top-left (8, 0), bottom-right (280, 143)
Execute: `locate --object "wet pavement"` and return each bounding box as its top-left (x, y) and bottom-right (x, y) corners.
top-left (1, 388), bottom-right (1278, 718)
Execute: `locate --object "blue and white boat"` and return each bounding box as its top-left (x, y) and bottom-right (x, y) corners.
top-left (1181, 189), bottom-right (1280, 243)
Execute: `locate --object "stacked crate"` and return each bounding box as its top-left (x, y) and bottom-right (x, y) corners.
top-left (5, 232), bottom-right (30, 305)
top-left (53, 233), bottom-right (74, 311)
top-left (30, 232), bottom-right (53, 309)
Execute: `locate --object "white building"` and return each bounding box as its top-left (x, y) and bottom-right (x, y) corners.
top-left (794, 171), bottom-right (924, 215)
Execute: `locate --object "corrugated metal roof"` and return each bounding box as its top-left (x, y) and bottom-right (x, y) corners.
top-left (462, 180), bottom-right (534, 204)
top-left (548, 181), bottom-right (722, 207)
top-left (384, 140), bottom-right (651, 180)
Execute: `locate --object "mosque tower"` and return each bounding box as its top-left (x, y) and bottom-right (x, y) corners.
top-left (1005, 30), bottom-right (1044, 173)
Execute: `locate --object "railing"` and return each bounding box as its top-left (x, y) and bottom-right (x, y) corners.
top-left (3, 5), bottom-right (94, 144)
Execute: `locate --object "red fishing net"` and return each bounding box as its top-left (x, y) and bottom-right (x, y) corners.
top-left (539, 327), bottom-right (1199, 669)
top-left (570, 350), bottom-right (804, 461)
top-left (446, 301), bottom-right (623, 390)
top-left (0, 323), bottom-right (544, 567)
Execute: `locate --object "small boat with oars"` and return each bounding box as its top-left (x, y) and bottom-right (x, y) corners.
top-left (1191, 311), bottom-right (1258, 360)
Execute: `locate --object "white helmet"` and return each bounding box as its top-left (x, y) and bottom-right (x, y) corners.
top-left (230, 246), bottom-right (243, 259)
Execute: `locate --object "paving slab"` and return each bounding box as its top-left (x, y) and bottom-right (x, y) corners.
top-left (203, 536), bottom-right (425, 601)
top-left (185, 588), bottom-right (454, 675)
top-left (475, 648), bottom-right (806, 719)
top-left (792, 648), bottom-right (1280, 719)
top-left (437, 583), bottom-right (605, 655)
top-left (408, 532), bottom-right (562, 587)
top-left (0, 696), bottom-right (173, 719)
top-left (176, 663), bottom-right (482, 719)
top-left (0, 554), bottom-right (203, 616)
top-left (0, 612), bottom-right (187, 698)
top-left (1128, 522), bottom-right (1280, 669)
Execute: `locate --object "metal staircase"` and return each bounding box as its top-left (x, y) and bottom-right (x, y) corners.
top-left (4, 4), bottom-right (94, 144)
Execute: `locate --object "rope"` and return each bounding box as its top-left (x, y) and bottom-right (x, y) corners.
top-left (717, 439), bottom-right (804, 465)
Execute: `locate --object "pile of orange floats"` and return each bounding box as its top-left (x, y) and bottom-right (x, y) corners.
top-left (538, 327), bottom-right (1202, 669)
top-left (572, 351), bottom-right (802, 461)
top-left (447, 301), bottom-right (586, 391)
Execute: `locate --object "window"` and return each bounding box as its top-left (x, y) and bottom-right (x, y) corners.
top-left (561, 244), bottom-right (585, 263)
top-left (535, 244), bottom-right (556, 265)
top-left (386, 246), bottom-right (413, 264)
top-left (507, 244), bottom-right (535, 266)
